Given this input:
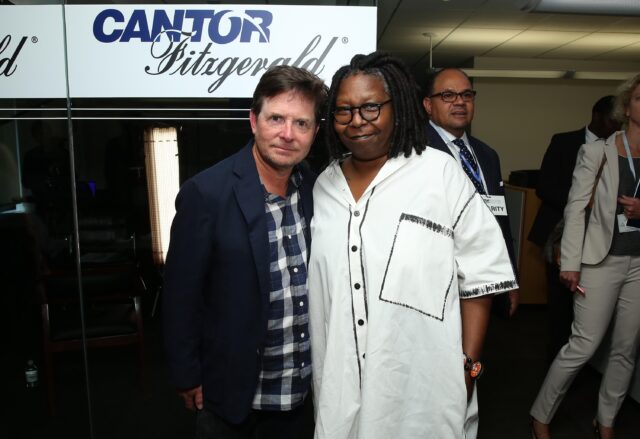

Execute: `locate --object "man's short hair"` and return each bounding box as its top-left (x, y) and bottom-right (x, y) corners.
top-left (251, 65), bottom-right (328, 123)
top-left (424, 67), bottom-right (472, 97)
top-left (592, 95), bottom-right (615, 116)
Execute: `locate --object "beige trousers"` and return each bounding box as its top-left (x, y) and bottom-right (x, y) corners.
top-left (530, 254), bottom-right (640, 427)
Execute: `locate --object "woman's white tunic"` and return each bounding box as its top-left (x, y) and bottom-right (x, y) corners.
top-left (308, 149), bottom-right (517, 439)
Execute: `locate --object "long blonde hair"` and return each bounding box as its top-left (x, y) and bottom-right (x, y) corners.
top-left (613, 73), bottom-right (640, 128)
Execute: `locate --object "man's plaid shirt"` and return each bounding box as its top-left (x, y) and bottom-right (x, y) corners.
top-left (252, 169), bottom-right (311, 411)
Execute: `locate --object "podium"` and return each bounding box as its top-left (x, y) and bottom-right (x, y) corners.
top-left (504, 184), bottom-right (547, 304)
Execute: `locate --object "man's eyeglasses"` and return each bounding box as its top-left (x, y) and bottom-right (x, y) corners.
top-left (430, 90), bottom-right (477, 103)
top-left (333, 99), bottom-right (392, 125)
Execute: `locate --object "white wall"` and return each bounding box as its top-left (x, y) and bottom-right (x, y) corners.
top-left (472, 77), bottom-right (620, 180)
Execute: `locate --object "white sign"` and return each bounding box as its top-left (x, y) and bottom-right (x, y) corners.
top-left (0, 5), bottom-right (376, 99)
top-left (0, 6), bottom-right (67, 99)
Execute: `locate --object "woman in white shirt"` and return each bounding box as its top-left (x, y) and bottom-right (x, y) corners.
top-left (307, 51), bottom-right (517, 439)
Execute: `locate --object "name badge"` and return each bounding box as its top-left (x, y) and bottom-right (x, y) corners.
top-left (481, 195), bottom-right (508, 216)
top-left (617, 213), bottom-right (640, 233)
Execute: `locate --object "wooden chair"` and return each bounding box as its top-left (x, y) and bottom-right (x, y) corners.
top-left (40, 261), bottom-right (146, 414)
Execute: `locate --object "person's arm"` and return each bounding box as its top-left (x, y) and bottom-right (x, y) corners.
top-left (537, 134), bottom-right (576, 212)
top-left (490, 149), bottom-right (520, 316)
top-left (163, 180), bottom-right (216, 408)
top-left (460, 295), bottom-right (492, 400)
top-left (559, 270), bottom-right (581, 293)
top-left (443, 156), bottom-right (517, 400)
top-left (559, 142), bottom-right (603, 277)
top-left (178, 386), bottom-right (204, 411)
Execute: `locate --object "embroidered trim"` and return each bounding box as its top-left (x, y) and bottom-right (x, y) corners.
top-left (459, 279), bottom-right (518, 298)
top-left (378, 213), bottom-right (453, 322)
top-left (346, 205), bottom-right (363, 387)
top-left (379, 271), bottom-right (453, 322)
top-left (452, 192), bottom-right (476, 230)
top-left (359, 187), bottom-right (375, 319)
top-left (400, 213), bottom-right (453, 238)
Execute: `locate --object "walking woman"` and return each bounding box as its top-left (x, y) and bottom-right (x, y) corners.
top-left (531, 73), bottom-right (640, 439)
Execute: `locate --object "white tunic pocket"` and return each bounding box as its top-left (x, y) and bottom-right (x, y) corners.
top-left (378, 213), bottom-right (454, 321)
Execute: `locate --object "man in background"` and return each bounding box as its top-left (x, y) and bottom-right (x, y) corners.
top-left (163, 65), bottom-right (326, 439)
top-left (423, 67), bottom-right (519, 439)
top-left (528, 95), bottom-right (619, 362)
top-left (423, 68), bottom-right (519, 317)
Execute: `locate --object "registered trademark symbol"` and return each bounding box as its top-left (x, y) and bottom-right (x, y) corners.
top-left (342, 37), bottom-right (349, 44)
top-left (31, 36), bottom-right (38, 44)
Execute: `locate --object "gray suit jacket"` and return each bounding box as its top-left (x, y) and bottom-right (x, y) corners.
top-left (560, 132), bottom-right (619, 271)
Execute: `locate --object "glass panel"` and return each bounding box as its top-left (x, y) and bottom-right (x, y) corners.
top-left (0, 103), bottom-right (91, 436)
top-left (2, 2), bottom-right (373, 438)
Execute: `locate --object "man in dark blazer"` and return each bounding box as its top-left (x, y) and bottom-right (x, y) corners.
top-left (423, 68), bottom-right (519, 318)
top-left (423, 67), bottom-right (518, 439)
top-left (162, 66), bottom-right (326, 439)
top-left (528, 95), bottom-right (618, 361)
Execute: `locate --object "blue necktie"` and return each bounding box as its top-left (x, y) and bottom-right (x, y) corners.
top-left (452, 138), bottom-right (485, 194)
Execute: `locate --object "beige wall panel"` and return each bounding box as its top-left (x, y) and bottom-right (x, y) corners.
top-left (472, 78), bottom-right (620, 179)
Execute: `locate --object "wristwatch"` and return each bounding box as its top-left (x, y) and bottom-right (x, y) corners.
top-left (463, 353), bottom-right (483, 380)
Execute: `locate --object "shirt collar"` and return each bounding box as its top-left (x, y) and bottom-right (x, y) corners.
top-left (262, 167), bottom-right (303, 200)
top-left (327, 154), bottom-right (411, 203)
top-left (584, 126), bottom-right (599, 143)
top-left (430, 120), bottom-right (470, 148)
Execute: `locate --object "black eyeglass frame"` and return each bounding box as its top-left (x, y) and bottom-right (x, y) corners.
top-left (332, 99), bottom-right (393, 125)
top-left (429, 90), bottom-right (477, 103)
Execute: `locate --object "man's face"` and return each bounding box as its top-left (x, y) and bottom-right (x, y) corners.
top-left (250, 90), bottom-right (318, 173)
top-left (590, 107), bottom-right (621, 139)
top-left (423, 69), bottom-right (474, 138)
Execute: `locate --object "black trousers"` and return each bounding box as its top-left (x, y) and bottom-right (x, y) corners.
top-left (195, 396), bottom-right (314, 439)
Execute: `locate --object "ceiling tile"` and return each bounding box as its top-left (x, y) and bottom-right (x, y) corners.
top-left (542, 33), bottom-right (640, 58)
top-left (598, 16), bottom-right (640, 32)
top-left (531, 14), bottom-right (623, 31)
top-left (379, 25), bottom-right (452, 47)
top-left (463, 9), bottom-right (548, 29)
top-left (437, 28), bottom-right (522, 52)
top-left (485, 30), bottom-right (589, 57)
top-left (590, 41), bottom-right (640, 61)
top-left (375, 0), bottom-right (640, 74)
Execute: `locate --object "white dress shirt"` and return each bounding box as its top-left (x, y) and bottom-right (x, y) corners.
top-left (585, 126), bottom-right (599, 144)
top-left (430, 121), bottom-right (489, 193)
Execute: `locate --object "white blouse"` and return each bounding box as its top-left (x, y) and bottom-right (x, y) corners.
top-left (308, 148), bottom-right (517, 439)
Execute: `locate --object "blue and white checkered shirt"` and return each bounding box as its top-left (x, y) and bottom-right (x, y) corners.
top-left (252, 169), bottom-right (312, 411)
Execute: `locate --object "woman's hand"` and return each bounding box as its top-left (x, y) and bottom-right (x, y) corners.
top-left (559, 270), bottom-right (582, 294)
top-left (619, 195), bottom-right (640, 219)
top-left (178, 385), bottom-right (203, 411)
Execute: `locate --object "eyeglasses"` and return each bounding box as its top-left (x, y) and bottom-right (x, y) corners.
top-left (430, 90), bottom-right (477, 103)
top-left (333, 99), bottom-right (392, 125)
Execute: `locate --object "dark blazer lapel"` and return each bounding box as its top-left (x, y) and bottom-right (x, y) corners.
top-left (426, 123), bottom-right (453, 157)
top-left (232, 142), bottom-right (271, 316)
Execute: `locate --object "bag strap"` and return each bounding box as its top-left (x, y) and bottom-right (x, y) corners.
top-left (587, 151), bottom-right (607, 209)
